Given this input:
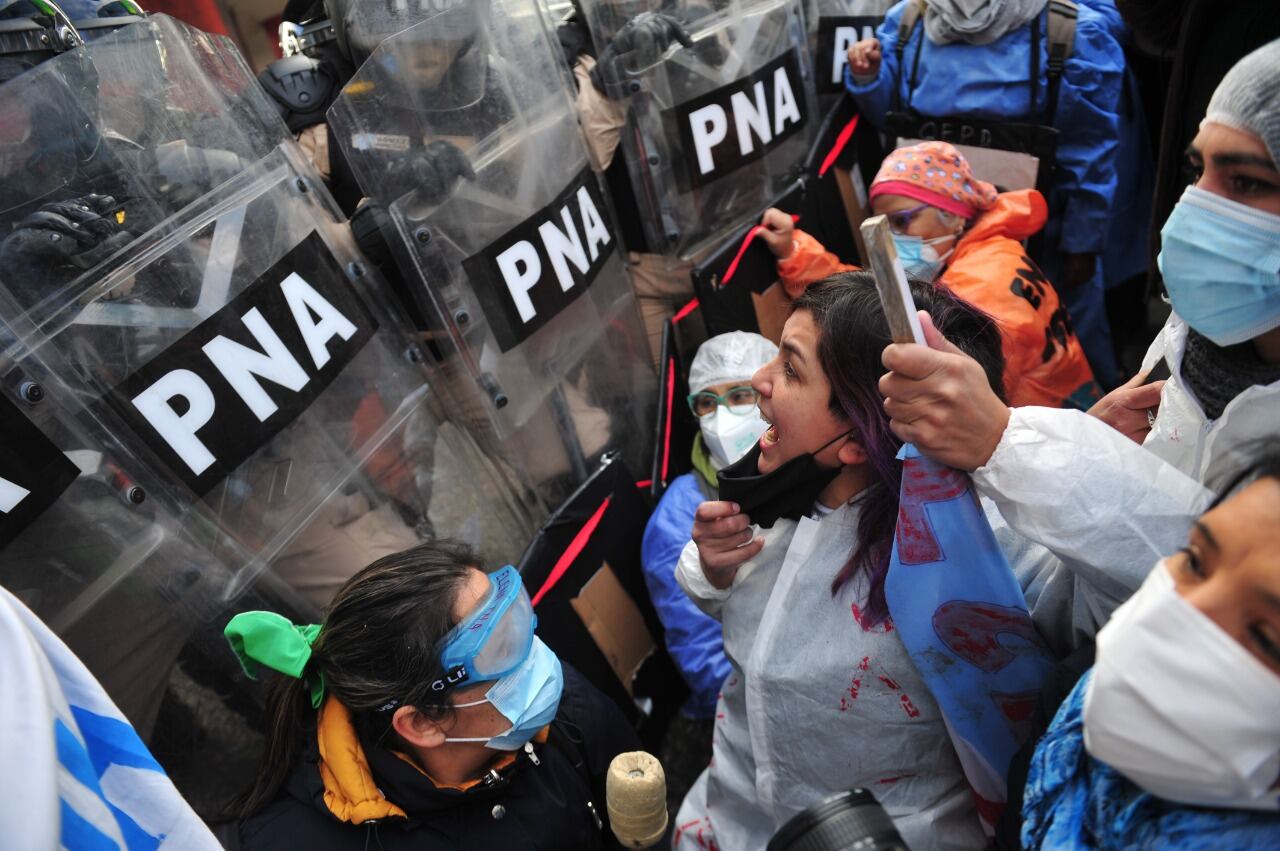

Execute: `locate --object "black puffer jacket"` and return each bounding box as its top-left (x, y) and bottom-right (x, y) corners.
top-left (240, 667), bottom-right (663, 850)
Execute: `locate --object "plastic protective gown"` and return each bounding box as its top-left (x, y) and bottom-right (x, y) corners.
top-left (970, 312), bottom-right (1269, 590)
top-left (669, 495), bottom-right (1143, 850)
top-left (1021, 671), bottom-right (1280, 849)
top-left (777, 191), bottom-right (1103, 409)
top-left (641, 468), bottom-right (732, 719)
top-left (845, 0), bottom-right (1127, 386)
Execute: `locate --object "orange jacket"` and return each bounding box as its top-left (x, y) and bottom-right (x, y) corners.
top-left (777, 190), bottom-right (1102, 410)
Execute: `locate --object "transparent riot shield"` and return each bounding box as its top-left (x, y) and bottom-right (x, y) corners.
top-left (328, 1), bottom-right (657, 506)
top-left (580, 0), bottom-right (818, 261)
top-left (798, 0), bottom-right (894, 263)
top-left (0, 14), bottom-right (536, 790)
top-left (803, 0), bottom-right (893, 109)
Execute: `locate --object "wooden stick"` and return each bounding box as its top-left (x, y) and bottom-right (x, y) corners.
top-left (859, 215), bottom-right (926, 346)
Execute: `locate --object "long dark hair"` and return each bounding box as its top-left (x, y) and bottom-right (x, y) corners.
top-left (231, 540), bottom-right (479, 820)
top-left (791, 272), bottom-right (1005, 626)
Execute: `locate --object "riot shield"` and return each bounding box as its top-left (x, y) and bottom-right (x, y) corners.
top-left (520, 451), bottom-right (687, 747)
top-left (580, 0), bottom-right (819, 261)
top-left (0, 13), bottom-right (536, 795)
top-left (798, 0), bottom-right (894, 264)
top-left (802, 0), bottom-right (893, 110)
top-left (690, 179), bottom-right (805, 342)
top-left (328, 0), bottom-right (657, 506)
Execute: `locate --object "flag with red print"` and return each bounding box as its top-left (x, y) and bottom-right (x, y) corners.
top-left (886, 443), bottom-right (1055, 834)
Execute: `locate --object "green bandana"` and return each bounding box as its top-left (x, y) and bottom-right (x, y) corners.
top-left (225, 611), bottom-right (326, 708)
top-left (690, 432), bottom-right (719, 489)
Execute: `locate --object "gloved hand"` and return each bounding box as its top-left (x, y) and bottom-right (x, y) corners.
top-left (0, 194), bottom-right (133, 302)
top-left (394, 140), bottom-right (476, 206)
top-left (589, 12), bottom-right (694, 98)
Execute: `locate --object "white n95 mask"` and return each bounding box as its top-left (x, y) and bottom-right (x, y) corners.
top-left (702, 406), bottom-right (768, 471)
top-left (1083, 560), bottom-right (1280, 811)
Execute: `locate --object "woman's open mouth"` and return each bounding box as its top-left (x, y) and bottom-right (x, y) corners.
top-left (760, 424), bottom-right (780, 450)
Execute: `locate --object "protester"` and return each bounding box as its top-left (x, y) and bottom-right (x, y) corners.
top-left (762, 141), bottom-right (1103, 409)
top-left (845, 0), bottom-right (1130, 387)
top-left (1118, 0), bottom-right (1280, 304)
top-left (1022, 449), bottom-right (1280, 848)
top-left (227, 541), bottom-right (645, 849)
top-left (877, 39), bottom-right (1280, 585)
top-left (640, 331), bottom-right (776, 805)
top-left (670, 273), bottom-right (1144, 849)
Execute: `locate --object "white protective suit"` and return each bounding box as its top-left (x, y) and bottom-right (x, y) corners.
top-left (972, 313), bottom-right (1264, 596)
top-left (670, 489), bottom-right (1161, 851)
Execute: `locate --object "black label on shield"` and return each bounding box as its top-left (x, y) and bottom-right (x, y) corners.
top-left (668, 48), bottom-right (809, 190)
top-left (0, 394), bottom-right (79, 548)
top-left (461, 167), bottom-right (616, 353)
top-left (816, 16), bottom-right (883, 93)
top-left (105, 232), bottom-right (378, 495)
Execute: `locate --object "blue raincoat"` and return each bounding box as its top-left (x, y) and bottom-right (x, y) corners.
top-left (845, 0), bottom-right (1129, 386)
top-left (1022, 670), bottom-right (1280, 849)
top-left (641, 471), bottom-right (731, 718)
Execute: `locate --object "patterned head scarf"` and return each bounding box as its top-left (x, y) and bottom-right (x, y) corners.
top-left (870, 141), bottom-right (999, 220)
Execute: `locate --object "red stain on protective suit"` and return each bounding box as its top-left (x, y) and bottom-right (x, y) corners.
top-left (878, 773), bottom-right (916, 785)
top-left (852, 602), bottom-right (895, 632)
top-left (675, 818), bottom-right (721, 851)
top-left (896, 455), bottom-right (969, 564)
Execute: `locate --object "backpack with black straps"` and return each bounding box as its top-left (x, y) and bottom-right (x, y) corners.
top-left (881, 0), bottom-right (1078, 200)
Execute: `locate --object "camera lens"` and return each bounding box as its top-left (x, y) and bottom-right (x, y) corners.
top-left (768, 789), bottom-right (909, 851)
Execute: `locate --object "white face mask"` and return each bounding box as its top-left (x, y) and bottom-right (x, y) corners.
top-left (701, 406), bottom-right (768, 471)
top-left (1083, 560), bottom-right (1280, 811)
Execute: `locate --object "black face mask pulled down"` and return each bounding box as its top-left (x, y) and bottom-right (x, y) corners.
top-left (716, 431), bottom-right (848, 528)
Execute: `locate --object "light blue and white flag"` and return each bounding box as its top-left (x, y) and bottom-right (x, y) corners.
top-left (0, 584), bottom-right (220, 850)
top-left (886, 444), bottom-right (1057, 835)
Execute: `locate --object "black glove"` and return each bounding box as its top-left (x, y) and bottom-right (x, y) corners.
top-left (589, 12), bottom-right (694, 98)
top-left (394, 139), bottom-right (476, 206)
top-left (0, 194), bottom-right (133, 303)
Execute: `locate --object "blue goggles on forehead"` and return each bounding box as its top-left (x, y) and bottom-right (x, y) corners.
top-left (428, 566), bottom-right (535, 694)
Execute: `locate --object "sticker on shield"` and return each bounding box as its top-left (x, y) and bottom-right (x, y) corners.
top-left (461, 167), bottom-right (616, 352)
top-left (0, 393), bottom-right (80, 549)
top-left (105, 231), bottom-right (378, 495)
top-left (668, 48), bottom-right (809, 190)
top-left (816, 16), bottom-right (883, 93)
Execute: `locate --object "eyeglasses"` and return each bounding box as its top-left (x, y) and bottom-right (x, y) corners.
top-left (687, 386), bottom-right (760, 418)
top-left (885, 202), bottom-right (933, 234)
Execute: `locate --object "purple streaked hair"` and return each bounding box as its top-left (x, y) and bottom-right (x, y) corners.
top-left (791, 272), bottom-right (1005, 627)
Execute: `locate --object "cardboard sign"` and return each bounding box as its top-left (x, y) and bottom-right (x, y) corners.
top-left (669, 48), bottom-right (809, 190)
top-left (106, 232), bottom-right (377, 495)
top-left (462, 168), bottom-right (615, 352)
top-left (816, 16), bottom-right (882, 93)
top-left (570, 561), bottom-right (656, 695)
top-left (0, 394), bottom-right (79, 548)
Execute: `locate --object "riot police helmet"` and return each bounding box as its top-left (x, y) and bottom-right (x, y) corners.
top-left (326, 0), bottom-right (491, 71)
top-left (55, 0), bottom-right (144, 42)
top-left (0, 0), bottom-right (81, 83)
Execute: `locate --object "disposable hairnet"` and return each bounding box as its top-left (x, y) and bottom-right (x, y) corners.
top-left (1203, 39), bottom-right (1280, 169)
top-left (687, 331), bottom-right (777, 393)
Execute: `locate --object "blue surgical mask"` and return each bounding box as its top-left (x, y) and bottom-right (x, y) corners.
top-left (1158, 185), bottom-right (1280, 346)
top-left (891, 231), bottom-right (955, 282)
top-left (445, 637), bottom-right (564, 751)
